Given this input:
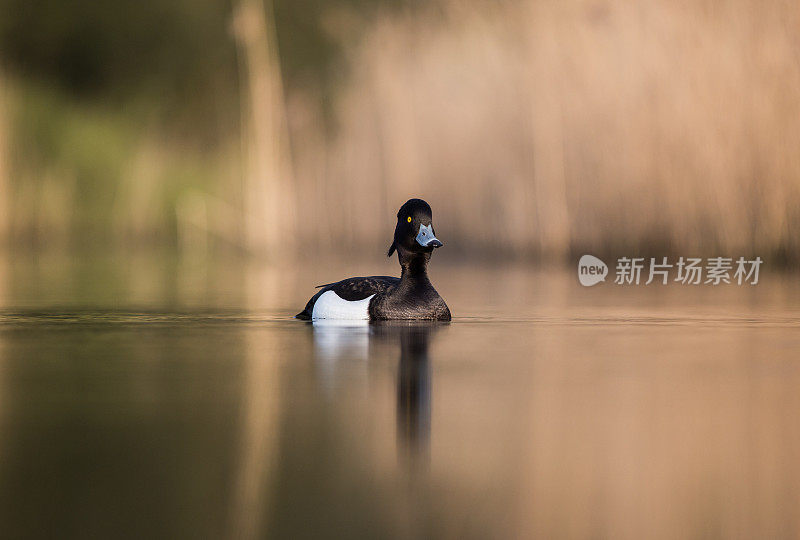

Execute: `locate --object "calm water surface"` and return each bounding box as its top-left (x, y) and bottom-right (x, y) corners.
top-left (0, 253), bottom-right (799, 539)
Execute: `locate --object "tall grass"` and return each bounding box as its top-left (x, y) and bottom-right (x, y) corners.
top-left (290, 0), bottom-right (800, 263)
top-left (2, 0), bottom-right (800, 264)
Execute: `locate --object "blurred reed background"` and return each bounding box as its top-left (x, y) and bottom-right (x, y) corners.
top-left (0, 0), bottom-right (798, 264)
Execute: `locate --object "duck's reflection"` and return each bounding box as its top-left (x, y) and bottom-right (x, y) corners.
top-left (393, 323), bottom-right (432, 463)
top-left (311, 320), bottom-right (444, 463)
top-left (311, 320), bottom-right (372, 395)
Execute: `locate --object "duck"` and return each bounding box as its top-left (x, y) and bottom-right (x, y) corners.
top-left (296, 198), bottom-right (451, 321)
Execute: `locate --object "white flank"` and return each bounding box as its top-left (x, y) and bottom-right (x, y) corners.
top-left (312, 290), bottom-right (375, 320)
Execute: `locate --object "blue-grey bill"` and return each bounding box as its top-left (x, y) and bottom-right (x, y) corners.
top-left (415, 223), bottom-right (442, 247)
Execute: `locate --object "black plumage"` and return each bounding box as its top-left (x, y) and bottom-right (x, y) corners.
top-left (295, 199), bottom-right (451, 321)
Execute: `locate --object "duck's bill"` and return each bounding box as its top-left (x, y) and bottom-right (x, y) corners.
top-left (416, 224), bottom-right (443, 248)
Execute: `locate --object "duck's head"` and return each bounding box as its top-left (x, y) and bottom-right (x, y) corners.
top-left (387, 198), bottom-right (443, 258)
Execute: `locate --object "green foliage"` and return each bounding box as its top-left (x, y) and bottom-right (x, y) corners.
top-left (7, 80), bottom-right (226, 245)
top-left (9, 83), bottom-right (133, 236)
top-left (0, 0), bottom-right (237, 104)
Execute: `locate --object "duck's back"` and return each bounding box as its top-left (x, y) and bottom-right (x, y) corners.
top-left (295, 276), bottom-right (399, 320)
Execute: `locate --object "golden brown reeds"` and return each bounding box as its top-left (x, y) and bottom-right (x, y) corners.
top-left (288, 0), bottom-right (800, 264)
top-left (2, 0), bottom-right (800, 264)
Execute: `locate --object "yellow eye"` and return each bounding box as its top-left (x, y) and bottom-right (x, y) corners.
top-left (407, 216), bottom-right (412, 223)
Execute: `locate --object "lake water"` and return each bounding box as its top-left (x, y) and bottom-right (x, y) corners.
top-left (0, 252), bottom-right (799, 539)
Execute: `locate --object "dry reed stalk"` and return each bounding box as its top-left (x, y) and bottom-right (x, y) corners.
top-left (0, 73), bottom-right (8, 243)
top-left (232, 0), bottom-right (294, 256)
